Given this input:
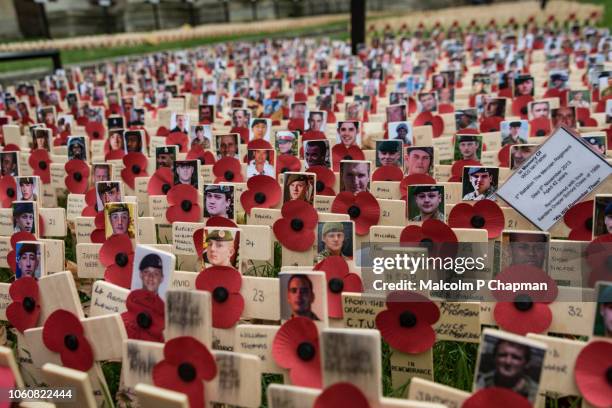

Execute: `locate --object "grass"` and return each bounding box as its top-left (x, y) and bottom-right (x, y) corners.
top-left (580, 0), bottom-right (612, 27)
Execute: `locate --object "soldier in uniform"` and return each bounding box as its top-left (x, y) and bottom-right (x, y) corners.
top-left (138, 253), bottom-right (164, 295)
top-left (16, 243), bottom-right (40, 279)
top-left (377, 140), bottom-right (402, 167)
top-left (410, 185), bottom-right (444, 221)
top-left (204, 185), bottom-right (233, 219)
top-left (284, 173), bottom-right (314, 203)
top-left (463, 167), bottom-right (497, 201)
top-left (18, 177), bottom-right (37, 202)
top-left (156, 146), bottom-right (175, 169)
top-left (286, 274), bottom-right (320, 321)
top-left (502, 121), bottom-right (527, 146)
top-left (315, 222), bottom-right (349, 263)
top-left (456, 134), bottom-right (480, 161)
top-left (204, 229), bottom-right (237, 268)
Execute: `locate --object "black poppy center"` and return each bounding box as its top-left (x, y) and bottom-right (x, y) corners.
top-left (424, 121), bottom-right (432, 126)
top-left (64, 334), bottom-right (79, 351)
top-left (328, 278), bottom-right (344, 293)
top-left (22, 296), bottom-right (36, 312)
top-left (520, 106), bottom-right (528, 115)
top-left (39, 161), bottom-right (47, 170)
top-left (470, 215), bottom-right (485, 228)
top-left (213, 286), bottom-right (229, 303)
top-left (137, 312), bottom-right (152, 329)
top-left (281, 167), bottom-right (290, 173)
top-left (316, 181), bottom-right (325, 193)
top-left (606, 366), bottom-right (612, 386)
top-left (584, 217), bottom-right (593, 231)
top-left (178, 362), bottom-right (197, 382)
top-left (93, 131), bottom-right (100, 139)
top-left (162, 183), bottom-right (171, 194)
top-left (224, 170), bottom-right (234, 181)
top-left (115, 252), bottom-right (129, 267)
top-left (181, 200), bottom-right (192, 212)
top-left (606, 255), bottom-right (612, 271)
top-left (348, 205), bottom-right (361, 218)
top-left (343, 155), bottom-right (352, 160)
top-left (6, 188), bottom-right (14, 198)
top-left (73, 172), bottom-right (82, 182)
top-left (399, 311), bottom-right (417, 328)
top-left (254, 192), bottom-right (266, 204)
top-left (514, 294), bottom-right (533, 311)
top-left (132, 165), bottom-right (141, 174)
top-left (296, 341), bottom-right (315, 361)
top-left (420, 238), bottom-right (434, 251)
top-left (536, 129), bottom-right (546, 137)
top-left (291, 218), bottom-right (304, 231)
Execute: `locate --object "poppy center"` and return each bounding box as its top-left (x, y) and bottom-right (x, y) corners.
top-left (420, 238), bottom-right (433, 250)
top-left (22, 296), bottom-right (36, 312)
top-left (6, 188), bottom-right (14, 198)
top-left (399, 311), bottom-right (417, 328)
top-left (424, 121), bottom-right (432, 126)
top-left (607, 255), bottom-right (612, 270)
top-left (348, 205), bottom-right (361, 218)
top-left (584, 217), bottom-right (592, 231)
top-left (520, 106), bottom-right (528, 115)
top-left (291, 218), bottom-right (304, 231)
top-left (470, 215), bottom-right (485, 228)
top-left (328, 278), bottom-right (344, 293)
top-left (177, 362), bottom-right (197, 382)
top-left (513, 294), bottom-right (533, 311)
top-left (316, 181), bottom-right (325, 193)
top-left (93, 131), bottom-right (100, 139)
top-left (606, 366), bottom-right (612, 386)
top-left (254, 192), bottom-right (266, 204)
top-left (39, 161), bottom-right (47, 170)
top-left (536, 129), bottom-right (546, 137)
top-left (281, 167), bottom-right (289, 173)
top-left (296, 342), bottom-right (315, 361)
top-left (224, 171), bottom-right (234, 181)
top-left (213, 286), bottom-right (229, 303)
top-left (162, 183), bottom-right (171, 194)
top-left (343, 155), bottom-right (352, 160)
top-left (115, 252), bottom-right (129, 267)
top-left (181, 200), bottom-right (192, 212)
top-left (73, 172), bottom-right (82, 182)
top-left (64, 334), bottom-right (79, 351)
top-left (132, 165), bottom-right (141, 174)
top-left (136, 312), bottom-right (152, 329)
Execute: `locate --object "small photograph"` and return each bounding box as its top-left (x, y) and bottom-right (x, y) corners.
top-left (283, 172), bottom-right (315, 204)
top-left (215, 134), bottom-right (240, 159)
top-left (417, 91), bottom-right (438, 113)
top-left (568, 90), bottom-right (591, 109)
top-left (514, 75), bottom-right (535, 97)
top-left (354, 95), bottom-right (371, 112)
top-left (198, 104), bottom-right (214, 123)
top-left (404, 146), bottom-right (434, 176)
top-left (279, 272), bottom-right (326, 322)
top-left (482, 97), bottom-right (506, 119)
top-left (345, 102), bottom-right (364, 121)
top-left (471, 74), bottom-right (491, 95)
top-left (92, 163), bottom-right (112, 183)
top-left (173, 160), bottom-right (199, 188)
top-left (388, 121), bottom-right (413, 146)
top-left (13, 201), bottom-right (37, 235)
top-left (606, 99), bottom-right (612, 124)
top-left (454, 134), bottom-right (483, 161)
top-left (155, 146), bottom-right (176, 169)
top-left (249, 118), bottom-right (272, 142)
top-left (131, 245), bottom-right (174, 300)
top-left (340, 160), bottom-right (371, 194)
top-left (376, 140), bottom-right (403, 168)
top-left (582, 135), bottom-right (606, 156)
top-left (96, 181), bottom-right (122, 212)
top-left (315, 221), bottom-right (354, 263)
top-left (593, 194), bottom-right (612, 237)
top-left (202, 227), bottom-right (240, 269)
top-left (362, 79), bottom-right (379, 97)
top-left (389, 92), bottom-right (408, 106)
top-left (462, 167), bottom-right (499, 201)
top-left (263, 99), bottom-right (283, 120)
top-left (316, 93), bottom-right (333, 112)
top-left (246, 148), bottom-right (275, 179)
top-left (407, 185), bottom-right (445, 221)
top-left (169, 112), bottom-right (189, 134)
top-left (336, 120), bottom-right (361, 147)
top-left (107, 115), bottom-right (124, 130)
top-left (16, 176), bottom-right (40, 202)
top-left (292, 78), bottom-right (307, 95)
top-left (501, 120), bottom-right (529, 146)
top-left (275, 131), bottom-right (299, 157)
top-left (189, 125), bottom-right (212, 150)
top-left (15, 241), bottom-right (44, 279)
top-left (1, 151), bottom-right (19, 177)
top-left (290, 102), bottom-right (307, 121)
top-left (104, 202), bottom-right (137, 239)
top-left (551, 106), bottom-right (577, 129)
top-left (230, 98), bottom-right (246, 109)
top-left (304, 139), bottom-right (331, 169)
top-left (474, 329), bottom-right (547, 404)
top-left (437, 87), bottom-right (455, 105)
top-left (593, 282), bottom-right (612, 338)
top-left (108, 129), bottom-right (124, 153)
top-left (31, 127), bottom-right (51, 151)
top-left (455, 109), bottom-right (478, 131)
top-left (129, 108), bottom-right (145, 127)
top-left (386, 104), bottom-right (407, 123)
top-left (123, 130), bottom-right (145, 154)
top-left (510, 144), bottom-right (538, 170)
top-left (305, 111), bottom-right (327, 132)
top-left (57, 115), bottom-right (73, 136)
top-left (204, 184), bottom-right (235, 220)
top-left (501, 230), bottom-right (549, 270)
top-left (231, 108), bottom-right (250, 128)
top-left (67, 136), bottom-right (87, 161)
top-left (431, 73), bottom-right (447, 90)
top-left (548, 71), bottom-right (568, 90)
top-left (37, 106), bottom-right (56, 127)
top-left (528, 100), bottom-right (550, 120)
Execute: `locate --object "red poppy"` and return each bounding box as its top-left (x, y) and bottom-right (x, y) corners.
top-left (399, 174), bottom-right (437, 200)
top-left (480, 116), bottom-right (503, 133)
top-left (375, 291), bottom-right (440, 354)
top-left (529, 117), bottom-right (551, 137)
top-left (240, 175), bottom-right (281, 215)
top-left (89, 212), bottom-right (107, 244)
top-left (372, 165), bottom-right (403, 182)
top-left (331, 144), bottom-right (365, 172)
top-left (273, 200), bottom-right (318, 251)
top-left (121, 152), bottom-right (149, 190)
top-left (276, 154), bottom-right (302, 176)
top-left (288, 118), bottom-right (305, 132)
top-left (563, 200), bottom-right (594, 241)
top-left (195, 266), bottom-right (244, 329)
top-left (100, 234), bottom-right (134, 289)
top-left (28, 149), bottom-right (51, 184)
top-left (448, 200), bottom-right (505, 239)
top-left (167, 132), bottom-right (189, 153)
top-left (413, 112), bottom-right (444, 138)
top-left (0, 176), bottom-right (17, 208)
top-left (246, 139), bottom-right (273, 150)
top-left (584, 234), bottom-right (612, 287)
top-left (511, 95), bottom-right (533, 118)
top-left (308, 165), bottom-right (336, 196)
top-left (497, 144), bottom-right (511, 168)
top-left (42, 309), bottom-right (94, 372)
top-left (152, 336), bottom-right (217, 408)
top-left (186, 145), bottom-right (216, 165)
top-left (64, 159), bottom-right (90, 194)
top-left (272, 317), bottom-right (322, 388)
top-left (574, 341), bottom-right (612, 408)
top-left (6, 277), bottom-right (41, 333)
top-left (450, 159), bottom-right (482, 178)
top-left (147, 167), bottom-right (174, 196)
top-left (85, 121), bottom-right (105, 141)
top-left (121, 289), bottom-right (165, 343)
top-left (399, 219), bottom-right (458, 258)
top-left (206, 217), bottom-right (238, 228)
top-left (213, 157), bottom-right (243, 183)
top-left (302, 130), bottom-right (327, 142)
top-left (438, 103), bottom-right (454, 114)
top-left (314, 383), bottom-right (370, 408)
top-left (314, 256), bottom-right (363, 318)
top-left (81, 188), bottom-right (98, 216)
top-left (166, 184), bottom-right (201, 223)
top-left (462, 388), bottom-right (531, 408)
top-left (332, 192), bottom-right (380, 236)
top-left (156, 126), bottom-right (170, 137)
top-left (492, 265), bottom-right (558, 335)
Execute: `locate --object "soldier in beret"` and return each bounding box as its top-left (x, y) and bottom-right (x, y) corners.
top-left (139, 253), bottom-right (164, 295)
top-left (156, 146), bottom-right (175, 169)
top-left (377, 140), bottom-right (402, 167)
top-left (457, 135), bottom-right (480, 161)
top-left (107, 203), bottom-right (131, 236)
top-left (17, 243), bottom-right (40, 279)
top-left (204, 185), bottom-right (233, 219)
top-left (502, 121), bottom-right (527, 146)
top-left (284, 173), bottom-right (314, 203)
top-left (392, 122), bottom-right (412, 145)
top-left (405, 146), bottom-right (433, 175)
top-left (463, 167), bottom-right (497, 201)
top-left (13, 202), bottom-right (35, 234)
top-left (18, 177), bottom-right (37, 202)
top-left (411, 185), bottom-right (444, 221)
top-left (315, 222), bottom-right (349, 263)
top-left (204, 229), bottom-right (236, 267)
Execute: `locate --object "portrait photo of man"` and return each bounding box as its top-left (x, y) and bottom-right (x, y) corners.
top-left (388, 121), bottom-right (413, 146)
top-left (501, 121), bottom-right (528, 146)
top-left (96, 181), bottom-right (122, 211)
top-left (16, 177), bottom-right (38, 202)
top-left (104, 203), bottom-right (135, 239)
top-left (198, 104), bottom-right (214, 124)
top-left (462, 167), bottom-right (498, 201)
top-left (32, 128), bottom-right (51, 151)
top-left (304, 140), bottom-right (330, 169)
top-left (203, 228), bottom-right (239, 269)
top-left (583, 136), bottom-right (606, 156)
top-left (130, 245), bottom-right (174, 300)
top-left (455, 109), bottom-right (478, 131)
top-left (376, 140), bottom-right (403, 168)
top-left (408, 185), bottom-right (444, 221)
top-left (190, 125), bottom-right (212, 150)
top-left (455, 135), bottom-right (482, 161)
top-left (282, 273), bottom-right (321, 321)
top-left (124, 130), bottom-right (144, 153)
top-left (593, 283), bottom-right (612, 338)
top-left (13, 202), bottom-right (36, 234)
top-left (0, 152), bottom-right (18, 177)
top-left (283, 173), bottom-right (315, 204)
top-left (315, 221), bottom-right (353, 263)
top-left (246, 149), bottom-right (275, 179)
top-left (249, 118), bottom-right (271, 142)
top-left (551, 107), bottom-right (576, 128)
top-left (514, 75), bottom-right (535, 97)
top-left (275, 131), bottom-right (298, 156)
top-left (137, 254), bottom-right (164, 295)
top-left (92, 164), bottom-right (111, 183)
top-left (404, 146), bottom-right (433, 175)
top-left (67, 136), bottom-right (87, 161)
top-left (156, 146), bottom-right (176, 169)
top-left (417, 92), bottom-right (437, 113)
top-left (170, 113), bottom-right (189, 134)
top-left (173, 160), bottom-right (199, 188)
top-left (340, 161), bottom-right (370, 194)
top-left (216, 134), bottom-right (240, 159)
top-left (290, 102), bottom-right (307, 121)
top-left (386, 104), bottom-right (407, 123)
top-left (336, 120), bottom-right (360, 147)
top-left (15, 242), bottom-right (43, 279)
top-left (306, 111), bottom-right (326, 132)
top-left (510, 144), bottom-right (538, 170)
top-left (204, 184), bottom-right (234, 219)
top-left (232, 108), bottom-right (250, 129)
top-left (528, 101), bottom-right (550, 120)
top-left (593, 197), bottom-right (612, 237)
top-left (502, 231), bottom-right (549, 269)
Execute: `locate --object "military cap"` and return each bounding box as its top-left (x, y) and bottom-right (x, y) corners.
top-left (378, 140), bottom-right (400, 153)
top-left (550, 73), bottom-right (567, 82)
top-left (205, 185), bottom-right (232, 195)
top-left (158, 146), bottom-right (173, 155)
top-left (277, 132), bottom-right (296, 142)
top-left (459, 110), bottom-right (477, 118)
top-left (206, 229), bottom-right (235, 242)
top-left (509, 121), bottom-right (522, 128)
top-left (514, 75), bottom-right (532, 85)
top-left (457, 135), bottom-right (478, 143)
top-left (395, 123), bottom-right (409, 132)
top-left (605, 203), bottom-right (612, 216)
top-left (139, 253), bottom-right (163, 271)
top-left (285, 173), bottom-right (309, 185)
top-left (18, 243), bottom-right (38, 257)
top-left (251, 118), bottom-right (268, 127)
top-left (586, 137), bottom-right (604, 147)
top-left (468, 167), bottom-right (490, 176)
top-left (13, 202), bottom-right (33, 216)
top-left (322, 222), bottom-right (344, 236)
top-left (412, 185), bottom-right (441, 195)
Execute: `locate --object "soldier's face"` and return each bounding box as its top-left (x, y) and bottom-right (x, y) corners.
top-left (140, 267), bottom-right (163, 293)
top-left (415, 191), bottom-right (441, 214)
top-left (207, 240), bottom-right (234, 266)
top-left (287, 277), bottom-right (314, 315)
top-left (495, 342), bottom-right (528, 379)
top-left (206, 193), bottom-right (230, 217)
top-left (18, 252), bottom-right (38, 277)
top-left (470, 172), bottom-right (491, 194)
top-left (323, 231), bottom-right (344, 252)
